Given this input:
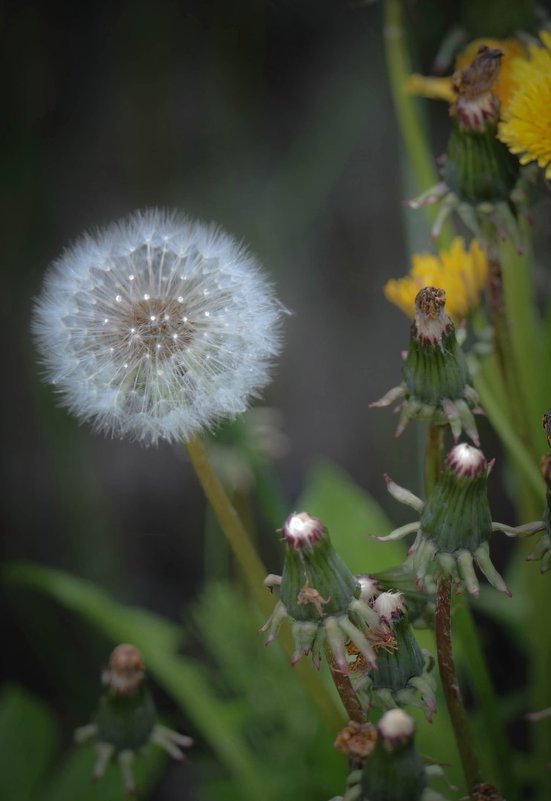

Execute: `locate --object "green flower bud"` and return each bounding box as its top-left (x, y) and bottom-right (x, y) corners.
top-left (405, 47), bottom-right (523, 247)
top-left (261, 513), bottom-right (386, 672)
top-left (358, 711), bottom-right (431, 801)
top-left (352, 592), bottom-right (437, 722)
top-left (372, 288), bottom-right (481, 444)
top-left (378, 444), bottom-right (545, 597)
top-left (444, 121), bottom-right (519, 205)
top-left (335, 711), bottom-right (449, 801)
top-left (444, 47), bottom-right (518, 204)
top-left (373, 565), bottom-right (436, 629)
top-left (75, 645), bottom-right (192, 794)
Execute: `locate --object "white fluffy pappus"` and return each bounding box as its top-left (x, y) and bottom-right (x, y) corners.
top-left (33, 209), bottom-right (284, 444)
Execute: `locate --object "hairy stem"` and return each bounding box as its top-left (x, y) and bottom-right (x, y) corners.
top-left (435, 575), bottom-right (481, 793)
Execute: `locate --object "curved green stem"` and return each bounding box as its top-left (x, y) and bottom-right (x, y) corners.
top-left (383, 0), bottom-right (452, 247)
top-left (185, 434), bottom-right (269, 610)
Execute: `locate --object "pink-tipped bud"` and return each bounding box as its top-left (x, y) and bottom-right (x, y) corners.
top-left (102, 644), bottom-right (145, 696)
top-left (446, 442), bottom-right (487, 478)
top-left (282, 512), bottom-right (326, 550)
top-left (378, 709), bottom-right (415, 745)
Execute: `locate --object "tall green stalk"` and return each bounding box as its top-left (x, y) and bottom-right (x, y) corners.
top-left (383, 0), bottom-right (452, 248)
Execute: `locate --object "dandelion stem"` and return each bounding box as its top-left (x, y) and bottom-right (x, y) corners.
top-left (424, 424), bottom-right (444, 495)
top-left (324, 644), bottom-right (367, 724)
top-left (383, 0), bottom-right (453, 247)
top-left (185, 434), bottom-right (270, 612)
top-left (435, 576), bottom-right (481, 794)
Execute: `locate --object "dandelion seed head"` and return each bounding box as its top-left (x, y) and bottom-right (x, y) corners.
top-left (33, 209), bottom-right (284, 444)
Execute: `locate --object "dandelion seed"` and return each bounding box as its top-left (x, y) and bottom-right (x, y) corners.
top-left (33, 209), bottom-right (284, 444)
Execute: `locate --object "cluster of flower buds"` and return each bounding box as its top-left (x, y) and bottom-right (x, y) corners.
top-left (75, 644), bottom-right (192, 795)
top-left (260, 513), bottom-right (390, 673)
top-left (350, 578), bottom-right (437, 722)
top-left (261, 514), bottom-right (438, 723)
top-left (371, 287), bottom-right (481, 442)
top-left (377, 443), bottom-right (545, 597)
top-left (332, 709), bottom-right (449, 801)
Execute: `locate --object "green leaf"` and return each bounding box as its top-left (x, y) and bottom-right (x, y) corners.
top-left (4, 562), bottom-right (182, 654)
top-left (4, 563), bottom-right (270, 801)
top-left (0, 684), bottom-right (58, 801)
top-left (298, 460), bottom-right (404, 574)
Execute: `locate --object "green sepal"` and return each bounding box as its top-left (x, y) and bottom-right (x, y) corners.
top-left (402, 326), bottom-right (469, 405)
top-left (444, 121), bottom-right (519, 204)
top-left (420, 468), bottom-right (491, 553)
top-left (94, 684), bottom-right (157, 752)
top-left (360, 739), bottom-right (426, 801)
top-left (280, 536), bottom-right (359, 621)
top-left (371, 617), bottom-right (425, 693)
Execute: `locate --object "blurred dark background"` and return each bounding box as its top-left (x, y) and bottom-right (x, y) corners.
top-left (2, 1), bottom-right (549, 799)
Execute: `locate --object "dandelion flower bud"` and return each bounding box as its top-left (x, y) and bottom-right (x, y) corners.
top-left (377, 444), bottom-right (545, 597)
top-left (75, 644), bottom-right (193, 795)
top-left (260, 512), bottom-right (388, 673)
top-left (352, 592), bottom-right (437, 722)
top-left (405, 45), bottom-right (522, 245)
top-left (371, 287), bottom-right (481, 443)
top-left (33, 209), bottom-right (283, 445)
top-left (339, 710), bottom-right (449, 801)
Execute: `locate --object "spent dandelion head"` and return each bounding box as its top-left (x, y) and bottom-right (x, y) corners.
top-left (406, 37), bottom-right (526, 112)
top-left (75, 644), bottom-right (193, 795)
top-left (384, 237), bottom-right (488, 325)
top-left (32, 209), bottom-right (284, 445)
top-left (407, 45), bottom-right (522, 246)
top-left (498, 31), bottom-right (551, 179)
top-left (372, 286), bottom-right (482, 443)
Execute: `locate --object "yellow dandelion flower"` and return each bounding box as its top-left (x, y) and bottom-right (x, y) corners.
top-left (406, 37), bottom-right (526, 111)
top-left (384, 238), bottom-right (488, 324)
top-left (498, 32), bottom-right (551, 179)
